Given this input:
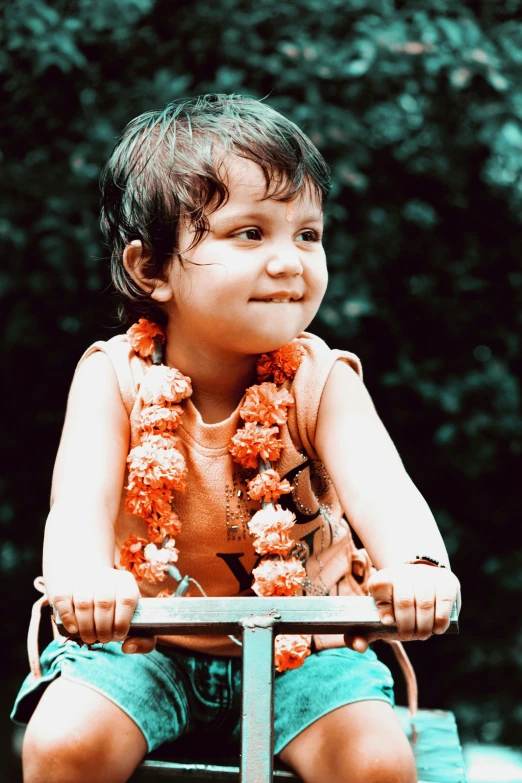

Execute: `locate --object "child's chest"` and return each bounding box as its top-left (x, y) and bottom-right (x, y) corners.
top-left (173, 443), bottom-right (350, 597)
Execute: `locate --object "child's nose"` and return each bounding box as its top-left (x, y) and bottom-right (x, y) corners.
top-left (265, 245), bottom-right (304, 277)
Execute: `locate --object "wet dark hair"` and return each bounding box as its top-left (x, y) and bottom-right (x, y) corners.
top-left (100, 94), bottom-right (331, 325)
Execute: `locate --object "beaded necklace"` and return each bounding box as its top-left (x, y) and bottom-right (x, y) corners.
top-left (119, 319), bottom-right (311, 671)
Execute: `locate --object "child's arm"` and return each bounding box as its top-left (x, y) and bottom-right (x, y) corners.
top-left (43, 352), bottom-right (154, 653)
top-left (315, 360), bottom-right (461, 650)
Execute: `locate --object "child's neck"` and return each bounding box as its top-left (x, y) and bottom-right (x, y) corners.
top-left (164, 342), bottom-right (258, 424)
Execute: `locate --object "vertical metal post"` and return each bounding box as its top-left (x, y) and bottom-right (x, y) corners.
top-left (239, 615), bottom-right (277, 783)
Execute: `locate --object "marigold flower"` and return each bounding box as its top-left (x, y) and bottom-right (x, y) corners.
top-left (248, 505), bottom-right (296, 537)
top-left (127, 441), bottom-right (187, 491)
top-left (136, 540), bottom-right (179, 583)
top-left (127, 319), bottom-right (165, 359)
top-left (229, 423), bottom-right (283, 470)
top-left (140, 365), bottom-right (192, 406)
top-left (146, 509), bottom-right (182, 543)
top-left (255, 355), bottom-right (274, 383)
top-left (119, 534), bottom-right (148, 577)
top-left (274, 635), bottom-right (311, 672)
top-left (147, 540), bottom-right (178, 563)
top-left (249, 505), bottom-right (296, 555)
top-left (240, 383), bottom-right (295, 426)
top-left (256, 340), bottom-right (304, 384)
top-left (125, 481), bottom-right (173, 519)
top-left (253, 529), bottom-right (294, 556)
top-left (247, 470), bottom-right (292, 503)
top-left (141, 432), bottom-right (181, 450)
top-left (251, 556), bottom-right (306, 597)
top-left (141, 404), bottom-right (183, 433)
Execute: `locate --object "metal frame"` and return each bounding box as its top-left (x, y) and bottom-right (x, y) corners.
top-left (56, 596), bottom-right (459, 783)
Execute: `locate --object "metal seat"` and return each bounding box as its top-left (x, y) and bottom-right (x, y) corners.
top-left (57, 595), bottom-right (464, 782)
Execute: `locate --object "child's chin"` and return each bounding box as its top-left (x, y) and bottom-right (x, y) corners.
top-left (245, 332), bottom-right (303, 355)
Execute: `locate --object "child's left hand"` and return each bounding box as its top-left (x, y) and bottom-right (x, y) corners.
top-left (344, 564), bottom-right (461, 653)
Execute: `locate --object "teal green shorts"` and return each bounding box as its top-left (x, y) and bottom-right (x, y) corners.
top-left (11, 638), bottom-right (394, 755)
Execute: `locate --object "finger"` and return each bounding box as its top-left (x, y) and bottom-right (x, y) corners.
top-left (122, 636), bottom-right (157, 655)
top-left (391, 576), bottom-right (416, 640)
top-left (72, 583), bottom-right (96, 645)
top-left (367, 570), bottom-right (395, 625)
top-left (343, 635), bottom-right (369, 654)
top-left (93, 577), bottom-right (116, 644)
top-left (52, 592), bottom-right (78, 635)
top-left (433, 574), bottom-right (458, 635)
top-left (414, 577), bottom-right (435, 640)
top-left (113, 572), bottom-right (140, 642)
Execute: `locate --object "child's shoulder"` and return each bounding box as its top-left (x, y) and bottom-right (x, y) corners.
top-left (289, 332), bottom-right (363, 457)
top-left (77, 333), bottom-right (134, 365)
top-left (294, 331), bottom-right (362, 382)
top-left (75, 333), bottom-right (149, 414)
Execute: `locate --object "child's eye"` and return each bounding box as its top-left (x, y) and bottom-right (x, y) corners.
top-left (297, 229), bottom-right (321, 242)
top-left (236, 228), bottom-right (262, 241)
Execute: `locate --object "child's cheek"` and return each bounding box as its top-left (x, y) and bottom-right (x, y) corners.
top-left (311, 267), bottom-right (328, 303)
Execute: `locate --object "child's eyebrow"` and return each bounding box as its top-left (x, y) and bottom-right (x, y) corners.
top-left (210, 210), bottom-right (324, 232)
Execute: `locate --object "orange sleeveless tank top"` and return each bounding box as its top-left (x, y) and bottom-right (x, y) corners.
top-left (78, 331), bottom-right (363, 656)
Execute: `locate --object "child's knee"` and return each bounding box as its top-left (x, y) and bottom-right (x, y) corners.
top-left (349, 739), bottom-right (417, 783)
top-left (22, 678), bottom-right (147, 782)
top-left (23, 720), bottom-right (101, 783)
top-left (21, 692), bottom-right (145, 783)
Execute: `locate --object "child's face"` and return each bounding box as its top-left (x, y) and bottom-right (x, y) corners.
top-left (164, 155), bottom-right (328, 356)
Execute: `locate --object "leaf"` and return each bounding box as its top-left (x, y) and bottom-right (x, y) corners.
top-left (487, 70), bottom-right (509, 91)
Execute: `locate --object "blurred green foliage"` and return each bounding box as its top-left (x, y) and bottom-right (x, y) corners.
top-left (2, 0), bottom-right (522, 771)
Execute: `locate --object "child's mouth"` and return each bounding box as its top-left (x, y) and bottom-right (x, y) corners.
top-left (251, 293), bottom-right (302, 304)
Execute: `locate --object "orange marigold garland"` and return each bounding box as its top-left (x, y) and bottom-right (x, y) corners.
top-left (229, 339), bottom-right (311, 671)
top-left (120, 320), bottom-right (310, 671)
top-left (120, 319), bottom-right (191, 586)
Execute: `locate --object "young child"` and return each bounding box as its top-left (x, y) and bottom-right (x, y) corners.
top-left (13, 94), bottom-right (460, 783)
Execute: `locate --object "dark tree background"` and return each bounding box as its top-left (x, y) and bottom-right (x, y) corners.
top-left (2, 0), bottom-right (522, 777)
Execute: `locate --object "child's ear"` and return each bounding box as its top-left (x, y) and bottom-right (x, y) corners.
top-left (122, 240), bottom-right (173, 303)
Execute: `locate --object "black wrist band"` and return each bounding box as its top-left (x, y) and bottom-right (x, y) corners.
top-left (405, 556), bottom-right (448, 569)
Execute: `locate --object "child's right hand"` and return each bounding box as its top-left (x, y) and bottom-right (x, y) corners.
top-left (51, 567), bottom-right (156, 654)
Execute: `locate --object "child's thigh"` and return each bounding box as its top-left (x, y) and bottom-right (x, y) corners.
top-left (279, 700), bottom-right (416, 783)
top-left (23, 677), bottom-right (147, 783)
top-left (273, 646), bottom-right (395, 756)
top-left (18, 635), bottom-right (201, 782)
top-left (14, 639), bottom-right (195, 754)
